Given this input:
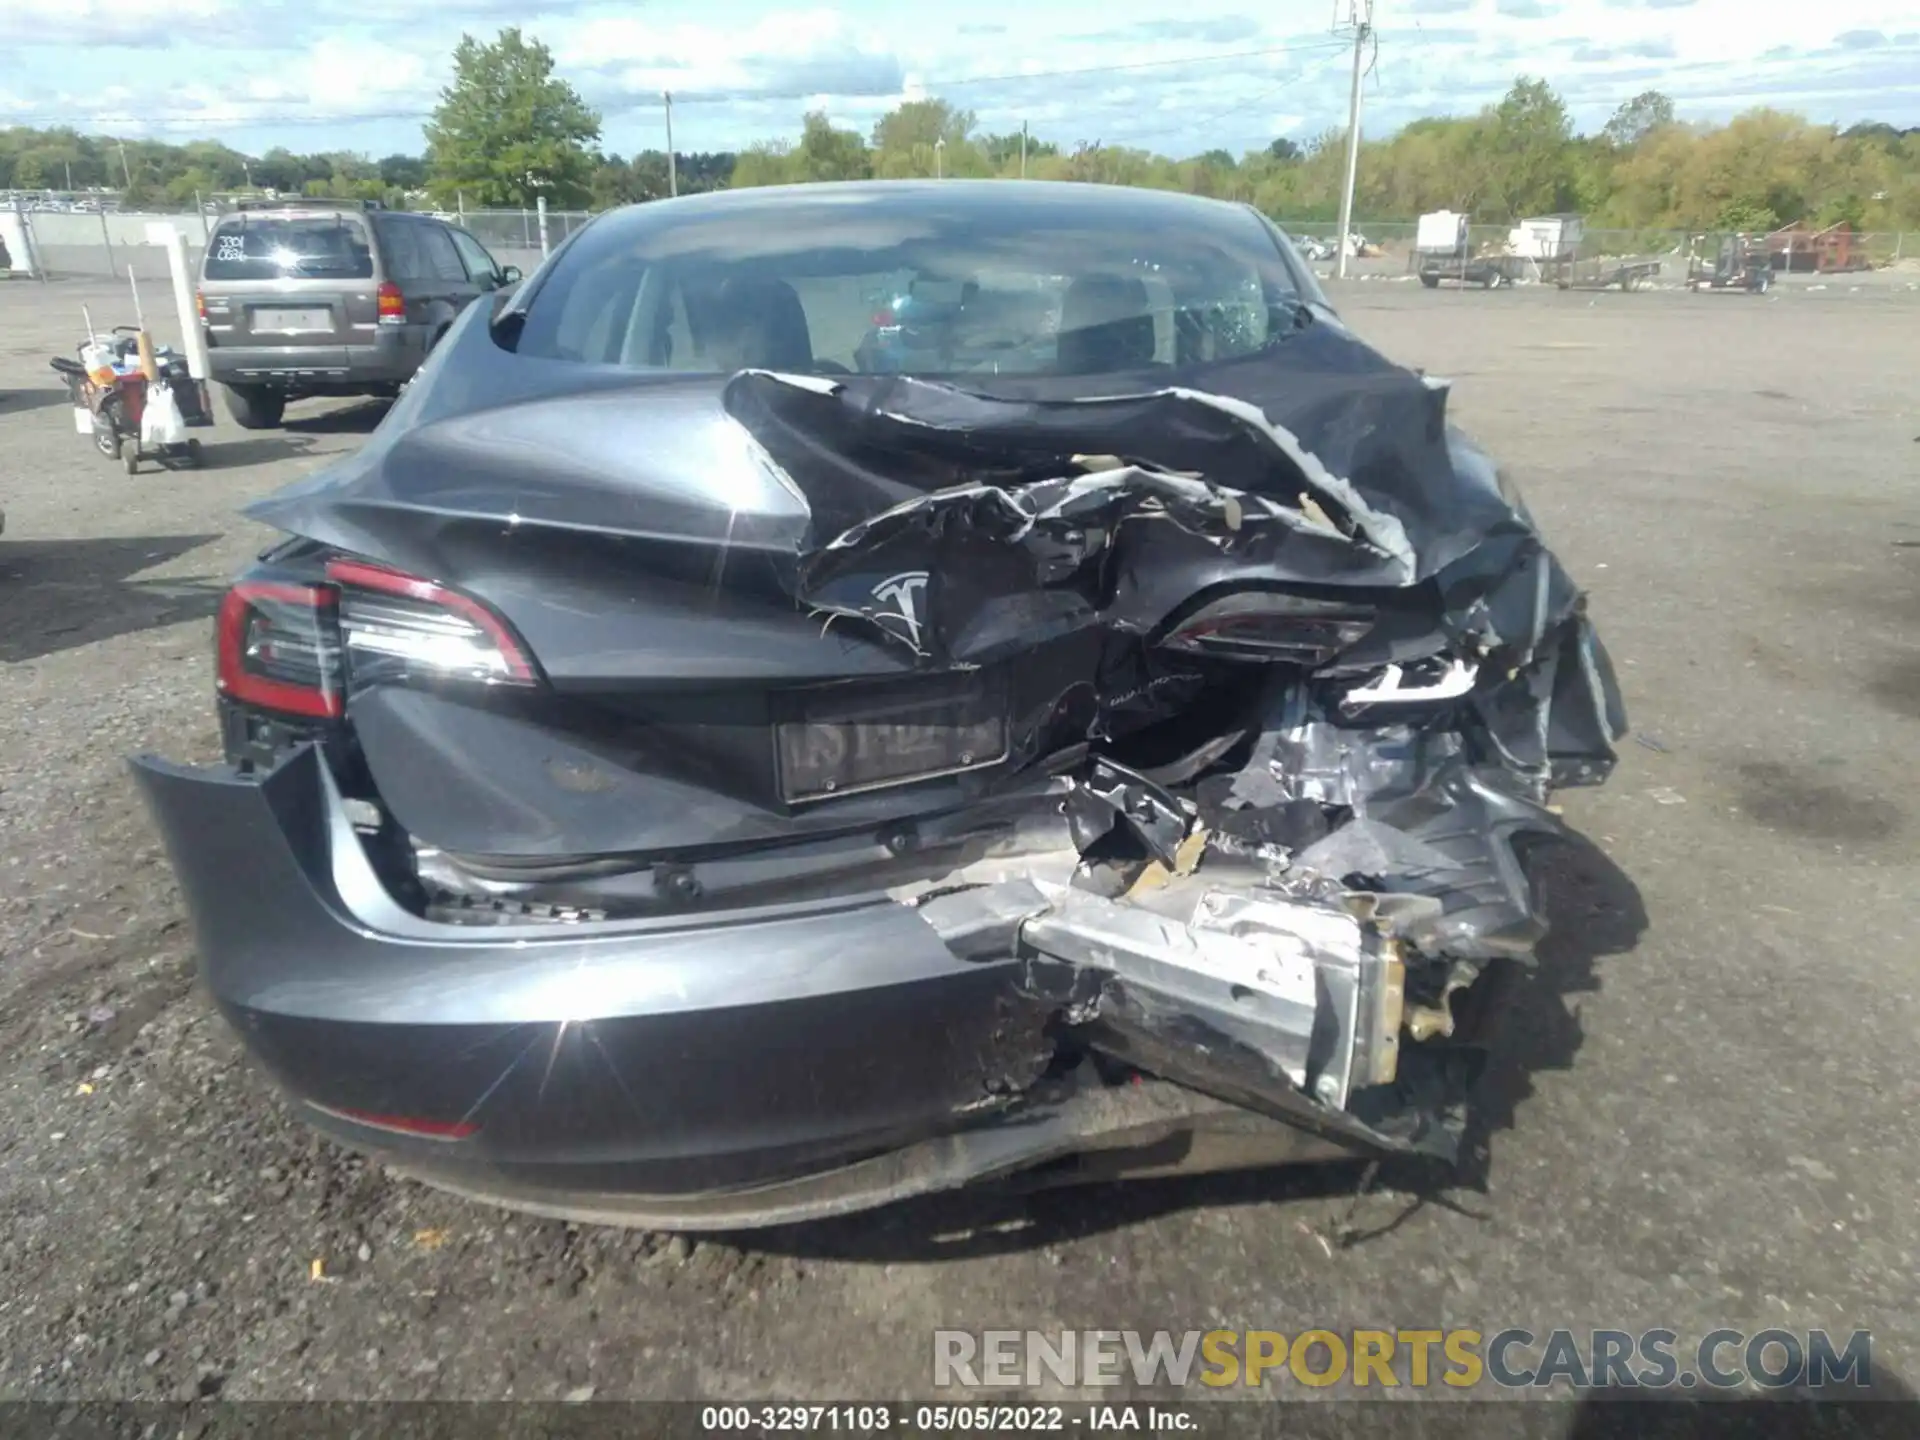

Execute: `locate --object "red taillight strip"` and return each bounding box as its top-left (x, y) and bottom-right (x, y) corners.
top-left (324, 558), bottom-right (537, 682)
top-left (215, 580), bottom-right (341, 719)
top-left (307, 1101), bottom-right (478, 1141)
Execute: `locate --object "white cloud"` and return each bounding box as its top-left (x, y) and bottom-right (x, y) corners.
top-left (0, 0), bottom-right (228, 46)
top-left (2, 0), bottom-right (1916, 155)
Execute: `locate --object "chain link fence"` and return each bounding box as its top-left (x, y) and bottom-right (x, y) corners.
top-left (455, 209), bottom-right (594, 275)
top-left (8, 203), bottom-right (1914, 291)
top-left (1279, 221), bottom-right (1916, 284)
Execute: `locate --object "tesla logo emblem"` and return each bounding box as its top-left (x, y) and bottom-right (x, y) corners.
top-left (871, 571), bottom-right (929, 648)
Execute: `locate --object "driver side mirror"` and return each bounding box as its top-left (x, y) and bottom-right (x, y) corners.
top-left (499, 265), bottom-right (523, 286)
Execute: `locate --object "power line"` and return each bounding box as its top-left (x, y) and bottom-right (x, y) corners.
top-left (5, 39), bottom-right (1355, 129)
top-left (1130, 48), bottom-right (1352, 151)
top-left (672, 40), bottom-right (1354, 105)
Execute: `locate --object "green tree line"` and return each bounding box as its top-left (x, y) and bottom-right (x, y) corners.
top-left (730, 85), bottom-right (1920, 232)
top-left (5, 27), bottom-right (1916, 233)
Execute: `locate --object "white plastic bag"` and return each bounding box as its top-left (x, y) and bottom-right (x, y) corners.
top-left (141, 380), bottom-right (188, 447)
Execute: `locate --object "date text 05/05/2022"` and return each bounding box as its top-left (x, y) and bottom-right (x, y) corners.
top-left (699, 1404), bottom-right (1192, 1431)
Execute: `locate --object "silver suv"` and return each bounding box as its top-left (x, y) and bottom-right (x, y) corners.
top-left (197, 200), bottom-right (520, 429)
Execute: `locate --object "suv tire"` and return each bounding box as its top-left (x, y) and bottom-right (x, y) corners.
top-left (223, 385), bottom-right (286, 430)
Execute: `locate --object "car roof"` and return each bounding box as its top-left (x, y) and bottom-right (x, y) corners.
top-left (587, 179), bottom-right (1267, 241)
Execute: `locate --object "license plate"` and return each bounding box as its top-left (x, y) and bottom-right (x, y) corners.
top-left (776, 670), bottom-right (1009, 803)
top-left (252, 307), bottom-right (330, 333)
top-left (73, 406), bottom-right (93, 434)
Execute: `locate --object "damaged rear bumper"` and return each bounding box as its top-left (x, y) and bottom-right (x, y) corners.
top-left (132, 730), bottom-right (1560, 1227)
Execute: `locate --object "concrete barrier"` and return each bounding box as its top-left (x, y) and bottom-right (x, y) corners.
top-left (19, 211), bottom-right (210, 281)
top-left (19, 210), bottom-right (542, 283)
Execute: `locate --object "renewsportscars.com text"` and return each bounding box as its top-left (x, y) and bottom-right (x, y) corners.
top-left (932, 1327), bottom-right (1874, 1391)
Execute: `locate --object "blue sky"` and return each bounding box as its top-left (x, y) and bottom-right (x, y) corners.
top-left (3, 0), bottom-right (1916, 158)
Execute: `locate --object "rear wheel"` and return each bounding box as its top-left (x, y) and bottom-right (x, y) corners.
top-left (222, 384), bottom-right (286, 430)
top-left (1420, 273), bottom-right (1440, 289)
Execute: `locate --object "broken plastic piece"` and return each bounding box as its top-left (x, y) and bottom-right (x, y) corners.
top-left (1341, 658), bottom-right (1478, 712)
top-left (1078, 758), bottom-right (1191, 867)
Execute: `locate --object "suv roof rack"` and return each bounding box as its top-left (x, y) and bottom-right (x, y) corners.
top-left (231, 197), bottom-right (386, 212)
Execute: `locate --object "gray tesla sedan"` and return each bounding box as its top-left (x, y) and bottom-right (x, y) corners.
top-left (132, 181), bottom-right (1625, 1229)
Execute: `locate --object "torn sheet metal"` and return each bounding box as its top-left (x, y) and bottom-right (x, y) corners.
top-left (724, 367), bottom-right (1622, 787)
top-left (1204, 683), bottom-right (1564, 962)
top-left (1020, 882), bottom-right (1327, 1093)
top-left (906, 866), bottom-right (1417, 1152)
top-left (1013, 870), bottom-right (1409, 1115)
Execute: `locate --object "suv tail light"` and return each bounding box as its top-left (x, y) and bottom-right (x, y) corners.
top-left (327, 558), bottom-right (536, 686)
top-left (194, 288), bottom-right (208, 323)
top-left (376, 282), bottom-right (405, 324)
top-left (216, 581), bottom-right (343, 718)
top-left (1161, 592), bottom-right (1376, 666)
top-left (216, 560), bottom-right (536, 719)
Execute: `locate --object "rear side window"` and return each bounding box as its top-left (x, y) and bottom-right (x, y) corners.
top-left (418, 226), bottom-right (468, 283)
top-left (376, 217), bottom-right (426, 282)
top-left (448, 228), bottom-right (500, 282)
top-left (204, 215), bottom-right (374, 280)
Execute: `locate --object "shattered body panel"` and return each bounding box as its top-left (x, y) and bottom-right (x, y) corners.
top-left (135, 182), bottom-right (1626, 1225)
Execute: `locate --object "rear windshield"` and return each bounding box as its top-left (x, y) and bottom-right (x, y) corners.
top-left (204, 214), bottom-right (374, 281)
top-left (513, 191), bottom-right (1307, 378)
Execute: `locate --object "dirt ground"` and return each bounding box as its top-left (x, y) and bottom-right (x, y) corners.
top-left (1, 275), bottom-right (1916, 1406)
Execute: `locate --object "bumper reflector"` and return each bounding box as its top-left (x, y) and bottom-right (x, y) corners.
top-left (307, 1101), bottom-right (478, 1141)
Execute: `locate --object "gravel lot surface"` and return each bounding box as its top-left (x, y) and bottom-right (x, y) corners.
top-left (1, 275), bottom-right (1916, 1407)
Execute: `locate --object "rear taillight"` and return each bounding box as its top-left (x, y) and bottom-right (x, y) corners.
top-left (326, 558), bottom-right (536, 686)
top-left (1161, 592), bottom-right (1376, 666)
top-left (194, 288), bottom-right (207, 323)
top-left (377, 282), bottom-right (405, 324)
top-left (871, 307), bottom-right (897, 327)
top-left (216, 581), bottom-right (343, 718)
top-left (217, 561), bottom-right (535, 718)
